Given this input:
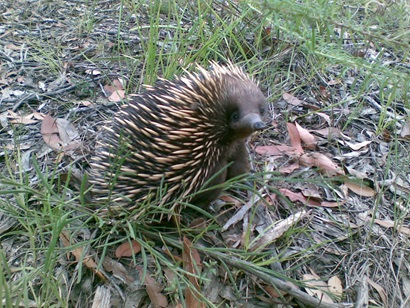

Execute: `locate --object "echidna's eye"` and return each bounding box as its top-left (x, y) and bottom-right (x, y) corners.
top-left (260, 107), bottom-right (265, 115)
top-left (231, 111), bottom-right (240, 122)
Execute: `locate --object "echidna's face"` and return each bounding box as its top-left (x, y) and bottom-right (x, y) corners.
top-left (224, 79), bottom-right (267, 140)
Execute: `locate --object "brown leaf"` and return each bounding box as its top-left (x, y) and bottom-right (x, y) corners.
top-left (56, 118), bottom-right (79, 144)
top-left (286, 123), bottom-right (304, 153)
top-left (278, 189), bottom-right (343, 208)
top-left (102, 257), bottom-right (135, 283)
top-left (60, 230), bottom-right (105, 280)
top-left (115, 240), bottom-right (141, 258)
top-left (372, 218), bottom-right (410, 235)
top-left (278, 162), bottom-right (300, 174)
top-left (299, 152), bottom-right (345, 176)
top-left (182, 237), bottom-right (204, 308)
top-left (282, 93), bottom-right (302, 106)
top-left (263, 285), bottom-right (287, 298)
top-left (255, 145), bottom-right (301, 157)
top-left (295, 122), bottom-right (316, 150)
top-left (144, 273), bottom-right (168, 308)
top-left (112, 78), bottom-right (125, 90)
top-left (314, 127), bottom-right (350, 139)
top-left (278, 189), bottom-right (321, 207)
top-left (41, 114), bottom-right (63, 150)
top-left (108, 89), bottom-right (125, 102)
top-left (7, 110), bottom-right (45, 124)
top-left (344, 180), bottom-right (376, 197)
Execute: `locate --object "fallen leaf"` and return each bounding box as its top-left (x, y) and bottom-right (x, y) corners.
top-left (41, 114), bottom-right (63, 150)
top-left (108, 89), bottom-right (125, 102)
top-left (279, 162), bottom-right (300, 174)
top-left (278, 189), bottom-right (343, 208)
top-left (263, 285), bottom-right (287, 298)
top-left (400, 118), bottom-right (410, 139)
top-left (92, 286), bottom-right (111, 308)
top-left (278, 189), bottom-right (321, 207)
top-left (345, 140), bottom-right (372, 151)
top-left (76, 100), bottom-right (94, 106)
top-left (345, 180), bottom-right (376, 197)
top-left (103, 257), bottom-right (135, 283)
top-left (328, 276), bottom-right (343, 297)
top-left (56, 118), bottom-right (79, 143)
top-left (255, 145), bottom-right (301, 157)
top-left (299, 152), bottom-right (345, 176)
top-left (144, 273), bottom-right (168, 308)
top-left (314, 127), bottom-right (350, 139)
top-left (372, 218), bottom-right (410, 235)
top-left (286, 123), bottom-right (304, 153)
top-left (249, 211), bottom-right (308, 250)
top-left (303, 274), bottom-right (334, 303)
top-left (60, 230), bottom-right (105, 280)
top-left (283, 93), bottom-right (302, 106)
top-left (367, 277), bottom-right (387, 306)
top-left (183, 237), bottom-right (204, 308)
top-left (115, 240), bottom-right (141, 258)
top-left (6, 110), bottom-right (45, 124)
top-left (327, 79), bottom-right (341, 86)
top-left (295, 122), bottom-right (316, 150)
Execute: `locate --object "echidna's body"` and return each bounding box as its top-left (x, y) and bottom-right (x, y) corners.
top-left (89, 62), bottom-right (267, 218)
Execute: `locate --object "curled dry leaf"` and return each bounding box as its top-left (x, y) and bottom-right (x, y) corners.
top-left (286, 123), bottom-right (304, 153)
top-left (314, 127), bottom-right (350, 140)
top-left (278, 189), bottom-right (343, 208)
top-left (92, 285), bottom-right (111, 308)
top-left (104, 79), bottom-right (126, 102)
top-left (299, 152), bottom-right (345, 176)
top-left (6, 110), bottom-right (45, 124)
top-left (295, 122), bottom-right (316, 150)
top-left (56, 118), bottom-right (79, 144)
top-left (41, 114), bottom-right (81, 153)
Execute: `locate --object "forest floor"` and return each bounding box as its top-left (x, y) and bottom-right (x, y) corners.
top-left (0, 0), bottom-right (409, 307)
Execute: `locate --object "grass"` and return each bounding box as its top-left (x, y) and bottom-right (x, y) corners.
top-left (0, 0), bottom-right (409, 307)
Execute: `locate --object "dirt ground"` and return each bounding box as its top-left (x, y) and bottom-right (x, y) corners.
top-left (1, 0), bottom-right (409, 307)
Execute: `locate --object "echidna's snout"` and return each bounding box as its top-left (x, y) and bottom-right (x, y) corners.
top-left (242, 112), bottom-right (266, 132)
top-left (247, 114), bottom-right (266, 131)
top-left (231, 112), bottom-right (266, 139)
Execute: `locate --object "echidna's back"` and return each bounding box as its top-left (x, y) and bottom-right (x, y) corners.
top-left (89, 62), bottom-right (267, 219)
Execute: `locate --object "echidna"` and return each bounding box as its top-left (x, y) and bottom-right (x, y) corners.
top-left (88, 62), bottom-right (267, 218)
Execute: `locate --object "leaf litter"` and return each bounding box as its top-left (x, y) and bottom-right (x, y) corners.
top-left (0, 0), bottom-right (409, 307)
